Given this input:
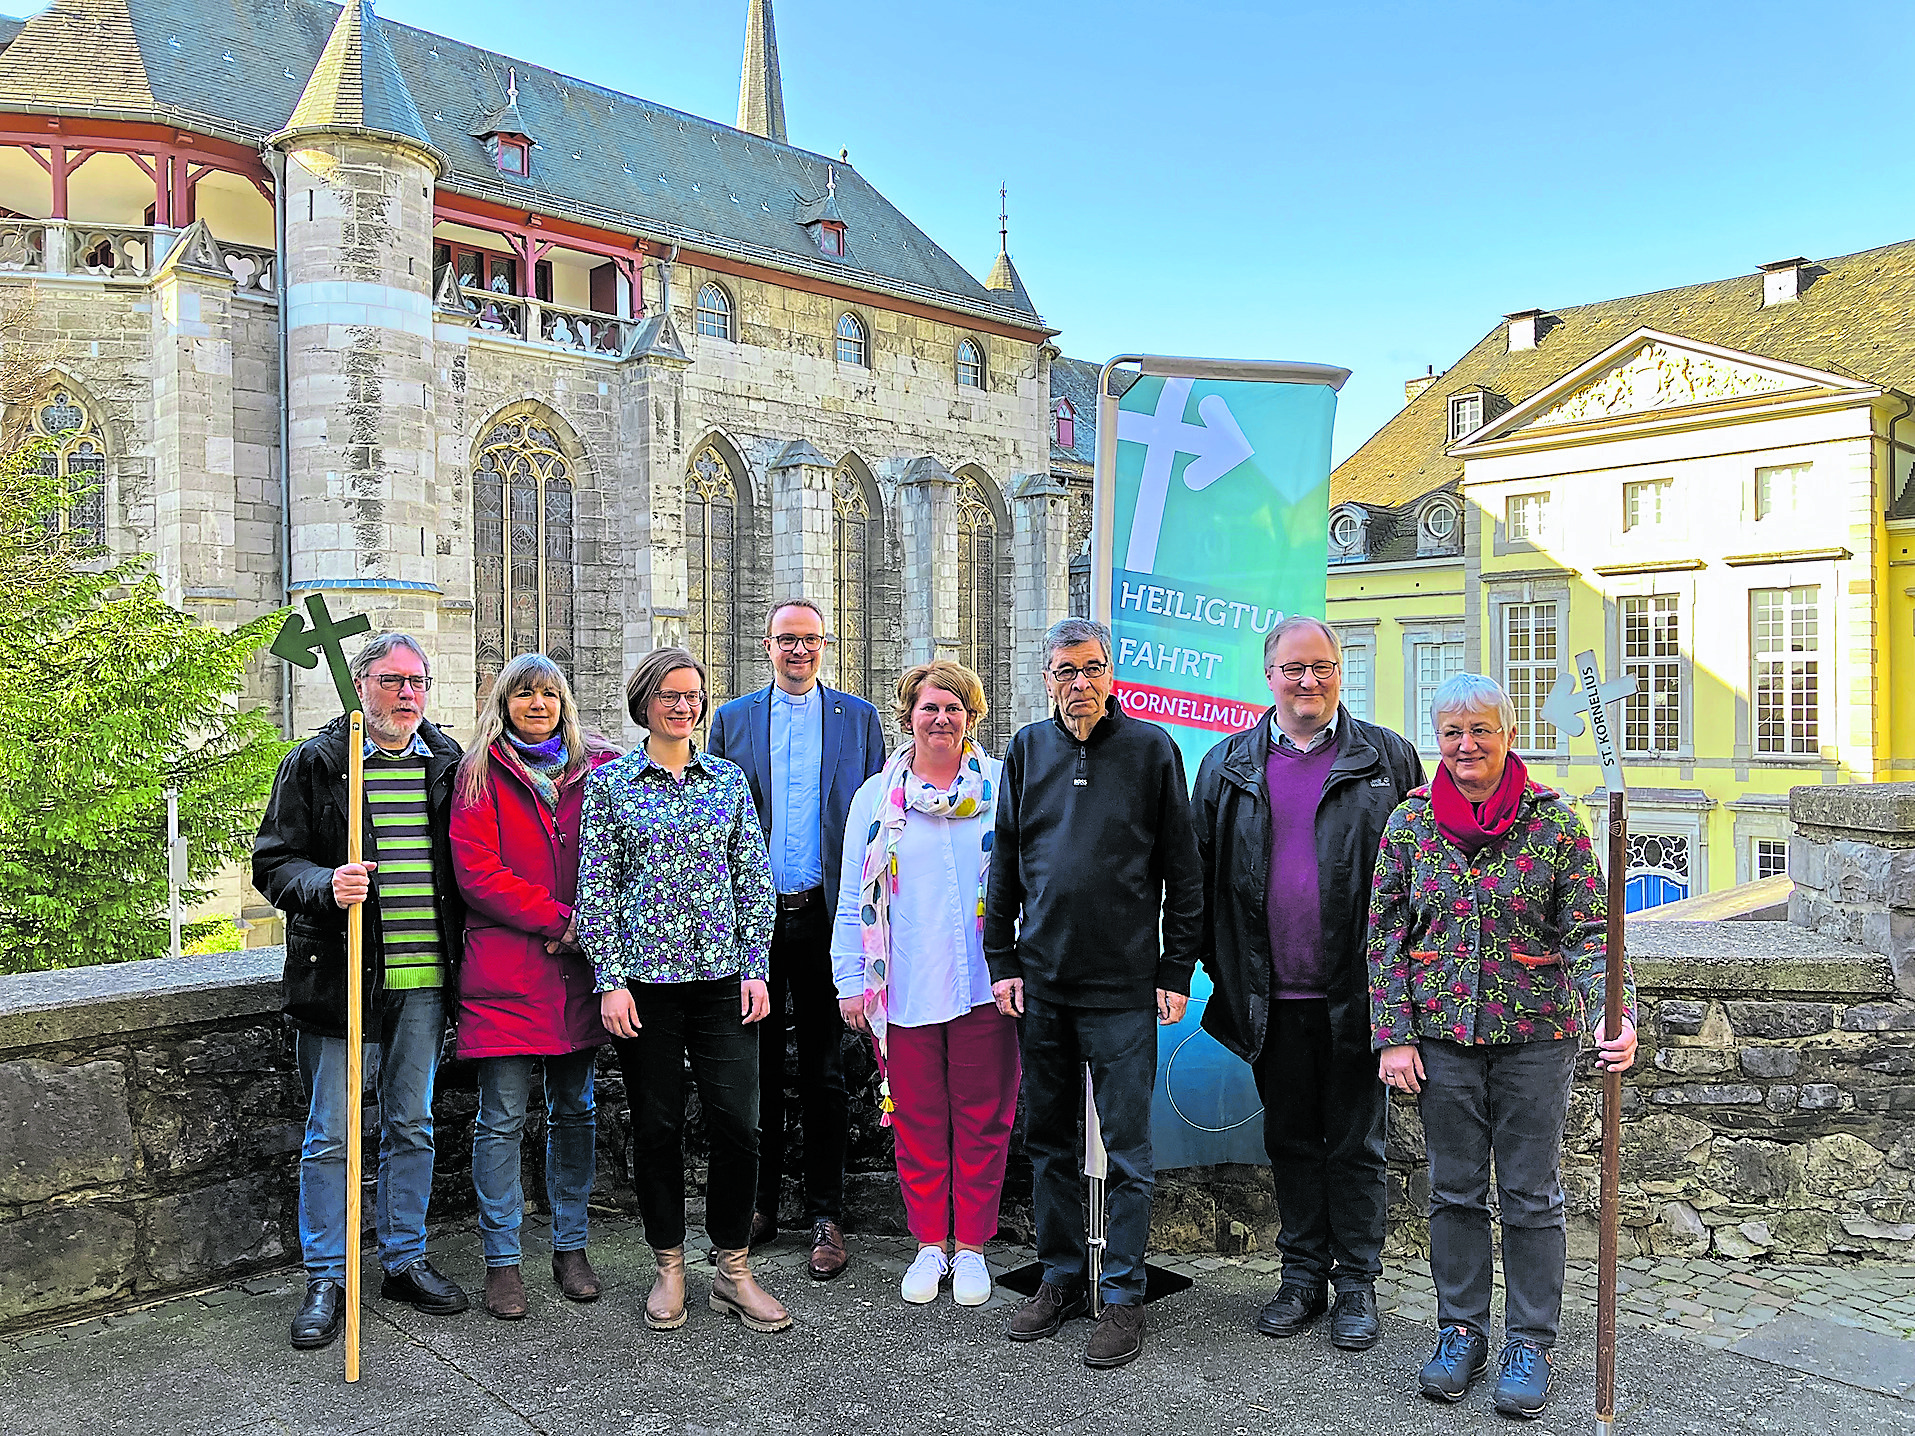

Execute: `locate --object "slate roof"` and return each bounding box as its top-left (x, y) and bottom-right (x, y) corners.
top-left (285, 0), bottom-right (432, 151)
top-left (1331, 236), bottom-right (1915, 508)
top-left (0, 15), bottom-right (26, 49)
top-left (1049, 353), bottom-right (1099, 470)
top-left (0, 0), bottom-right (1046, 331)
top-left (985, 246), bottom-right (1033, 314)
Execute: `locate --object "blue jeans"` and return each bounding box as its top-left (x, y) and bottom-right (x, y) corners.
top-left (1019, 997), bottom-right (1157, 1306)
top-left (473, 1050), bottom-right (599, 1267)
top-left (296, 988), bottom-right (444, 1281)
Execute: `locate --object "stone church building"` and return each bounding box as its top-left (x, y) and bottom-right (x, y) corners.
top-left (0, 0), bottom-right (1074, 756)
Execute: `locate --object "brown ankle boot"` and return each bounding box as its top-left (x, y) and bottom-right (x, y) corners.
top-left (483, 1264), bottom-right (528, 1320)
top-left (645, 1246), bottom-right (687, 1331)
top-left (551, 1249), bottom-right (601, 1303)
top-left (709, 1247), bottom-right (792, 1332)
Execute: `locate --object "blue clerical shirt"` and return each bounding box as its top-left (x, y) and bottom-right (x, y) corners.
top-left (769, 684), bottom-right (824, 893)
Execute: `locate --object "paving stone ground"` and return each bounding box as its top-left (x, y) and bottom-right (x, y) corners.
top-left (4, 1214), bottom-right (1910, 1434)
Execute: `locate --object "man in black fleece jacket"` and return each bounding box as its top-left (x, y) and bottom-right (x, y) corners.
top-left (985, 617), bottom-right (1203, 1370)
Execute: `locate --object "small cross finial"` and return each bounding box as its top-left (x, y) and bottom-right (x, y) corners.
top-left (999, 182), bottom-right (1008, 250)
top-left (506, 67), bottom-right (517, 103)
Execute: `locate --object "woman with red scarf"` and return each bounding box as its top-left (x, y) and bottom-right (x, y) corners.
top-left (1368, 673), bottom-right (1637, 1421)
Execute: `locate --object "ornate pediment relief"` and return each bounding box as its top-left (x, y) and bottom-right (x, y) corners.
top-left (1525, 341), bottom-right (1802, 429)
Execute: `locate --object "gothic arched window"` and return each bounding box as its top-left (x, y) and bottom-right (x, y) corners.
top-left (30, 387), bottom-right (105, 545)
top-left (835, 312), bottom-right (867, 367)
top-left (686, 443), bottom-right (741, 707)
top-left (695, 282), bottom-right (732, 340)
top-left (831, 463), bottom-right (873, 699)
top-left (956, 473), bottom-right (1001, 745)
top-left (956, 338), bottom-right (984, 388)
top-left (473, 413), bottom-right (576, 701)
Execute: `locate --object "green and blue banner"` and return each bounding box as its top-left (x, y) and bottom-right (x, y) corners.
top-left (1092, 358), bottom-right (1345, 1169)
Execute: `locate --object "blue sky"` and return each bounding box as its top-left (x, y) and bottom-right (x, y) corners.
top-left (388, 0), bottom-right (1915, 464)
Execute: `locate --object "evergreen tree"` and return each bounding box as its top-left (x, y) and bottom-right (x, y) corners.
top-left (0, 390), bottom-right (286, 973)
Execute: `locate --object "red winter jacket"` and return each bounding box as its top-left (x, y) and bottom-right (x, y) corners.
top-left (451, 740), bottom-right (619, 1059)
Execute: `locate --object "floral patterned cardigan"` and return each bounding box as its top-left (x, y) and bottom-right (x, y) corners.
top-left (1366, 779), bottom-right (1636, 1051)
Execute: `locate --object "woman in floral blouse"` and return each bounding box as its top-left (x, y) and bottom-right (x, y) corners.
top-left (1368, 673), bottom-right (1636, 1420)
top-left (575, 646), bottom-right (788, 1335)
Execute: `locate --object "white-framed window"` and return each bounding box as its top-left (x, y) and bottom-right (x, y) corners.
top-left (835, 312), bottom-right (867, 366)
top-left (1624, 478), bottom-right (1673, 532)
top-left (1752, 585), bottom-right (1820, 755)
top-left (1340, 641), bottom-right (1372, 722)
top-left (1449, 392), bottom-right (1484, 442)
top-left (694, 282), bottom-right (732, 340)
top-left (1756, 463), bottom-right (1810, 520)
top-left (1423, 500), bottom-right (1458, 543)
top-left (1755, 838), bottom-right (1789, 880)
top-left (1503, 601), bottom-right (1560, 753)
top-left (1412, 638), bottom-right (1465, 749)
top-left (1330, 511), bottom-right (1362, 549)
top-left (956, 338), bottom-right (984, 388)
top-left (1620, 594), bottom-right (1681, 753)
top-left (1506, 492), bottom-right (1549, 543)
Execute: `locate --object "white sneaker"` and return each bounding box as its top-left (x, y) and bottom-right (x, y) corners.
top-left (901, 1246), bottom-right (948, 1304)
top-left (951, 1250), bottom-right (993, 1306)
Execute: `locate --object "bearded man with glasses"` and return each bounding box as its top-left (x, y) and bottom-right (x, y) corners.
top-left (254, 632), bottom-right (471, 1350)
top-left (707, 598), bottom-right (885, 1280)
top-left (1191, 614), bottom-right (1423, 1352)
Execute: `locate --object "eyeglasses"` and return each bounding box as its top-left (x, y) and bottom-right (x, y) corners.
top-left (370, 674), bottom-right (433, 693)
top-left (654, 691), bottom-right (705, 713)
top-left (1048, 661), bottom-right (1110, 685)
top-left (771, 634), bottom-right (826, 652)
top-left (1438, 724), bottom-right (1504, 744)
top-left (1272, 661), bottom-right (1340, 681)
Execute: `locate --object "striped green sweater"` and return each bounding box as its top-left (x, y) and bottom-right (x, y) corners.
top-left (367, 752), bottom-right (444, 990)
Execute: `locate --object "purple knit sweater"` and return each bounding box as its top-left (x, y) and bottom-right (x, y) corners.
top-left (1264, 729), bottom-right (1339, 1000)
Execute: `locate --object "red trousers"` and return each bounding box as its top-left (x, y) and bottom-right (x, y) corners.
top-left (882, 1002), bottom-right (1021, 1247)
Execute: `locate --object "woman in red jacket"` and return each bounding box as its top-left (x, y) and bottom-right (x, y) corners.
top-left (452, 652), bottom-right (619, 1320)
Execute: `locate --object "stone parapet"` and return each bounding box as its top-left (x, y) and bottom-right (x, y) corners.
top-left (1789, 780), bottom-right (1915, 997)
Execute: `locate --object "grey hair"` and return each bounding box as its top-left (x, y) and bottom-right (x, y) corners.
top-left (1043, 616), bottom-right (1112, 665)
top-left (1262, 614), bottom-right (1341, 668)
top-left (1430, 673), bottom-right (1517, 734)
top-left (348, 631), bottom-right (431, 682)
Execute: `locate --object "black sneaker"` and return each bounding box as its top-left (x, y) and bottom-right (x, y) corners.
top-left (379, 1258), bottom-right (470, 1315)
top-left (1329, 1286), bottom-right (1381, 1350)
top-left (1004, 1280), bottom-right (1089, 1341)
top-left (1419, 1325), bottom-right (1490, 1402)
top-left (1493, 1338), bottom-right (1553, 1418)
top-left (289, 1279), bottom-right (344, 1349)
top-left (1255, 1284), bottom-right (1327, 1337)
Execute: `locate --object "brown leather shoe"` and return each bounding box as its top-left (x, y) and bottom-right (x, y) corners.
top-left (1084, 1302), bottom-right (1146, 1369)
top-left (645, 1246), bottom-right (687, 1331)
top-left (551, 1249), bottom-right (601, 1303)
top-left (808, 1218), bottom-right (847, 1281)
top-left (748, 1209), bottom-right (777, 1250)
top-left (709, 1247), bottom-right (792, 1332)
top-left (483, 1264), bottom-right (528, 1320)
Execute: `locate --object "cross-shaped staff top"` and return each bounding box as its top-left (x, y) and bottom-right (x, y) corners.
top-left (1540, 650), bottom-right (1639, 795)
top-left (269, 592), bottom-right (373, 717)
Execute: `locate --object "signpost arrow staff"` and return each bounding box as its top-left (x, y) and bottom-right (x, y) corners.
top-left (271, 592), bottom-right (374, 1384)
top-left (1543, 653), bottom-right (1637, 1436)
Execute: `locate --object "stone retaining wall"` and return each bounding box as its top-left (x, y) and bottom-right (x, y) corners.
top-left (5, 919), bottom-right (1910, 1330)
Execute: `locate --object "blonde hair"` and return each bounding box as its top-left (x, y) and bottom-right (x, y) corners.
top-left (893, 661), bottom-right (989, 737)
top-left (458, 653), bottom-right (599, 807)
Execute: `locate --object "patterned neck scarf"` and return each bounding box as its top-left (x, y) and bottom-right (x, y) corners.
top-left (857, 739), bottom-right (994, 1125)
top-left (503, 730), bottom-right (568, 812)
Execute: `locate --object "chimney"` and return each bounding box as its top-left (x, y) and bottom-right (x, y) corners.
top-left (1404, 366), bottom-right (1441, 404)
top-left (1505, 309), bottom-right (1546, 351)
top-left (1759, 257), bottom-right (1812, 307)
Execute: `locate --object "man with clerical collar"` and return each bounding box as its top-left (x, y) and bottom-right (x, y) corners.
top-left (709, 598), bottom-right (885, 1280)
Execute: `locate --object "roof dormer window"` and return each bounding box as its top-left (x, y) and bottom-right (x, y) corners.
top-left (1328, 503), bottom-right (1373, 563)
top-left (498, 137), bottom-right (529, 177)
top-left (1053, 398), bottom-right (1076, 451)
top-left (819, 221), bottom-right (844, 257)
top-left (798, 166), bottom-right (849, 260)
top-left (472, 69), bottom-right (536, 182)
top-left (1448, 391), bottom-right (1484, 443)
top-left (1417, 495), bottom-right (1462, 557)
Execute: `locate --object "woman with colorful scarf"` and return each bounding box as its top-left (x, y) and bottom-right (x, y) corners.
top-left (831, 661), bottom-right (1016, 1309)
top-left (450, 652), bottom-right (619, 1320)
top-left (1368, 672), bottom-right (1637, 1420)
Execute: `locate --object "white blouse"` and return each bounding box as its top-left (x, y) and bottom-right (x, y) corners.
top-left (830, 759), bottom-right (999, 1029)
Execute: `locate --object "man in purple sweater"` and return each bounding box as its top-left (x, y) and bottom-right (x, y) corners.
top-left (1192, 616), bottom-right (1424, 1351)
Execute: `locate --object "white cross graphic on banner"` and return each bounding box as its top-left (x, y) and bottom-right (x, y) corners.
top-left (1118, 376), bottom-right (1255, 574)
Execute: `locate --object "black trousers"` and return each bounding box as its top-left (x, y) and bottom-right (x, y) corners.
top-left (1251, 997), bottom-right (1388, 1292)
top-left (612, 977), bottom-right (759, 1251)
top-left (757, 899), bottom-right (847, 1224)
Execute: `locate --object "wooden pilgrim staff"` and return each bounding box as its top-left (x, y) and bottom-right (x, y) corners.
top-left (1547, 651), bottom-right (1638, 1436)
top-left (271, 594), bottom-right (373, 1382)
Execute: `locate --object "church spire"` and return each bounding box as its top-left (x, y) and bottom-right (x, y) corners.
top-left (984, 183), bottom-right (1034, 313)
top-left (736, 0), bottom-right (788, 145)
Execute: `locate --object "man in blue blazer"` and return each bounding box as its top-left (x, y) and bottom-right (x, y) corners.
top-left (708, 597), bottom-right (886, 1280)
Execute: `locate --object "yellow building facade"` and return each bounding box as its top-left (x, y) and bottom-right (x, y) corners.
top-left (1330, 246), bottom-right (1915, 908)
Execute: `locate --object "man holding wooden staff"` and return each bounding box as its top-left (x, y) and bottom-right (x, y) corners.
top-left (255, 632), bottom-right (470, 1350)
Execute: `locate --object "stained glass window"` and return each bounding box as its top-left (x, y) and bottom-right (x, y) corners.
top-left (831, 464), bottom-right (872, 699)
top-left (29, 388), bottom-right (106, 545)
top-left (473, 414), bottom-right (575, 702)
top-left (687, 444), bottom-right (740, 707)
top-left (956, 475), bottom-right (1001, 746)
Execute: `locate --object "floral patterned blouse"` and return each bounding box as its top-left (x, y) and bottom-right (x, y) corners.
top-left (576, 745), bottom-right (776, 992)
top-left (1366, 780), bottom-right (1636, 1050)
